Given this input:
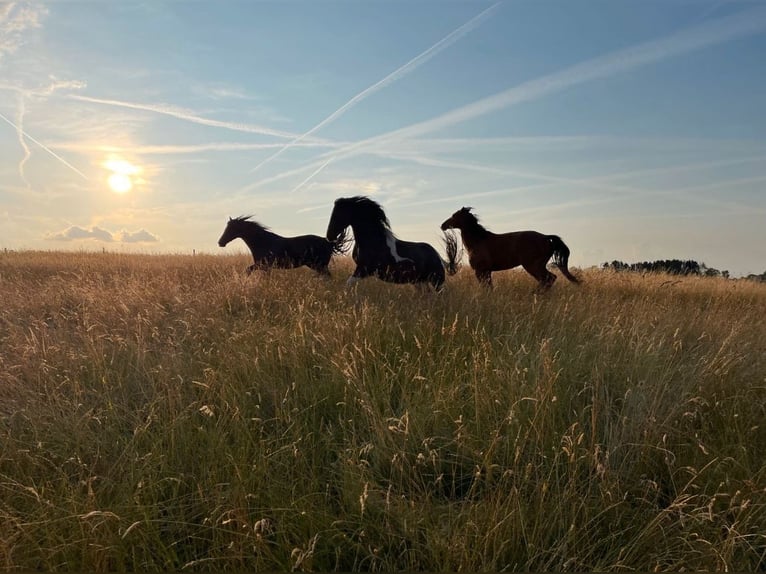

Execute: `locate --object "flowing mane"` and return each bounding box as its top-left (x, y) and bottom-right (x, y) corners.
top-left (458, 207), bottom-right (491, 237)
top-left (334, 196), bottom-right (393, 233)
top-left (230, 215), bottom-right (271, 234)
top-left (326, 195), bottom-right (449, 289)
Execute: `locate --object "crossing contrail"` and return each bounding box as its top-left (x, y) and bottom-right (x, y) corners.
top-left (249, 1), bottom-right (502, 175)
top-left (0, 110), bottom-right (89, 181)
top-left (273, 4), bottom-right (766, 191)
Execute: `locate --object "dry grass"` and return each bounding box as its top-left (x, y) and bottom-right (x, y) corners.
top-left (1, 250), bottom-right (765, 571)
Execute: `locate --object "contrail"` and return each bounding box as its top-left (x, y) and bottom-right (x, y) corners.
top-left (249, 1), bottom-right (502, 175)
top-left (290, 158), bottom-right (335, 194)
top-left (0, 110), bottom-right (89, 181)
top-left (68, 94), bottom-right (332, 143)
top-left (15, 94), bottom-right (32, 187)
top-left (52, 140), bottom-right (349, 156)
top-left (279, 4), bottom-right (766, 188)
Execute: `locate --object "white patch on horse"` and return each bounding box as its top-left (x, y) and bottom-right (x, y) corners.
top-left (385, 230), bottom-right (412, 263)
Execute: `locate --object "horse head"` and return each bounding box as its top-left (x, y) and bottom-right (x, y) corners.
top-left (218, 217), bottom-right (237, 247)
top-left (440, 207), bottom-right (474, 231)
top-left (326, 198), bottom-right (350, 242)
top-left (218, 216), bottom-right (256, 247)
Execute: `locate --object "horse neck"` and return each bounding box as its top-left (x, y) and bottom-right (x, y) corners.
top-left (351, 222), bottom-right (391, 258)
top-left (458, 221), bottom-right (490, 248)
top-left (241, 226), bottom-right (278, 252)
top-left (348, 221), bottom-right (389, 249)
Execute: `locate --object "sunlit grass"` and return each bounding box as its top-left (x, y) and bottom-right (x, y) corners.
top-left (1, 250), bottom-right (765, 570)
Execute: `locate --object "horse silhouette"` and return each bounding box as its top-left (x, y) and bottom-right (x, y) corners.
top-left (441, 207), bottom-right (579, 289)
top-left (326, 196), bottom-right (457, 289)
top-left (218, 216), bottom-right (348, 276)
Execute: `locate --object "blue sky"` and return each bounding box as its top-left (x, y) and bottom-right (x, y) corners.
top-left (1, 0), bottom-right (765, 276)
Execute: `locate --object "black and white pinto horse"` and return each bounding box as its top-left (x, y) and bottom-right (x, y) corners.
top-left (326, 196), bottom-right (456, 289)
top-left (218, 216), bottom-right (347, 276)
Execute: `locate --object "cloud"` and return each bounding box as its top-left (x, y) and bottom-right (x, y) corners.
top-left (46, 226), bottom-right (114, 242)
top-left (45, 226), bottom-right (160, 243)
top-left (0, 1), bottom-right (47, 60)
top-left (116, 229), bottom-right (159, 243)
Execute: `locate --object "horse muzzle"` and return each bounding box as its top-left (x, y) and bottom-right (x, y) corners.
top-left (440, 221), bottom-right (452, 231)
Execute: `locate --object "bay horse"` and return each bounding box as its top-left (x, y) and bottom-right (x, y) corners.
top-left (326, 196), bottom-right (457, 289)
top-left (440, 207), bottom-right (580, 289)
top-left (218, 216), bottom-right (348, 276)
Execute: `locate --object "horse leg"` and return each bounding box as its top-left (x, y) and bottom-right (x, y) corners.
top-left (523, 261), bottom-right (556, 292)
top-left (246, 264), bottom-right (256, 276)
top-left (475, 269), bottom-right (493, 288)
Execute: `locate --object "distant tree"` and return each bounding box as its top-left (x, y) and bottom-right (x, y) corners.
top-left (602, 260), bottom-right (630, 271)
top-left (602, 259), bottom-right (730, 278)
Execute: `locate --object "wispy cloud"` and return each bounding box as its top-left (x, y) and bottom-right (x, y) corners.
top-left (0, 77), bottom-right (86, 97)
top-left (14, 93), bottom-right (31, 186)
top-left (67, 94), bottom-right (332, 142)
top-left (250, 1), bottom-right (501, 175)
top-left (50, 140), bottom-right (347, 156)
top-left (0, 1), bottom-right (47, 60)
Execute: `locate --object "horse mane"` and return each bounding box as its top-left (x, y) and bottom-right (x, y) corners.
top-left (461, 207), bottom-right (491, 237)
top-left (230, 215), bottom-right (271, 234)
top-left (335, 196), bottom-right (392, 232)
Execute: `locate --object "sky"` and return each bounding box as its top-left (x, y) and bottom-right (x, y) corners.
top-left (1, 0), bottom-right (765, 276)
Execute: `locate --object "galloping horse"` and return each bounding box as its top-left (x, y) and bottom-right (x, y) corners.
top-left (441, 207), bottom-right (580, 289)
top-left (326, 196), bottom-right (456, 289)
top-left (218, 216), bottom-right (348, 276)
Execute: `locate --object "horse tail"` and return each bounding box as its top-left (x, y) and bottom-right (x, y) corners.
top-left (330, 228), bottom-right (352, 255)
top-left (548, 235), bottom-right (580, 283)
top-left (442, 230), bottom-right (462, 275)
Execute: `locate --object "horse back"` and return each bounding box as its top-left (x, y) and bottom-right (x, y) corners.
top-left (473, 230), bottom-right (553, 270)
top-left (396, 239), bottom-right (442, 265)
top-left (268, 233), bottom-right (332, 267)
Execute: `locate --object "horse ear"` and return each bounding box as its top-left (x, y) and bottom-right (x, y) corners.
top-left (228, 216), bottom-right (232, 222)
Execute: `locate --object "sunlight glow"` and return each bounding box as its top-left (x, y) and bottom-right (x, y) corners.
top-left (103, 157), bottom-right (140, 194)
top-left (108, 172), bottom-right (132, 193)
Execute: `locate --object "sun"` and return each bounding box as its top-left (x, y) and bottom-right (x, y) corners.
top-left (108, 172), bottom-right (133, 194)
top-left (103, 157), bottom-right (141, 194)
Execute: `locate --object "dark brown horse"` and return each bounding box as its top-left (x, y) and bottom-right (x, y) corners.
top-left (218, 216), bottom-right (348, 276)
top-left (440, 207), bottom-right (579, 289)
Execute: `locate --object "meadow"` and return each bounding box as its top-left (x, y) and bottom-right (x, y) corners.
top-left (1, 250), bottom-right (765, 571)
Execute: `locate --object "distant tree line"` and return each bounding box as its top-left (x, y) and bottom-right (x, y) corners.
top-left (601, 259), bottom-right (732, 278)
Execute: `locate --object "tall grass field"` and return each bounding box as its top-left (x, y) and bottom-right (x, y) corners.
top-left (1, 250), bottom-right (765, 571)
